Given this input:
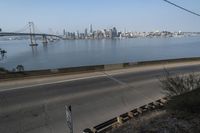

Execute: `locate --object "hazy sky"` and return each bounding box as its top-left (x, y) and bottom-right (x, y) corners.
top-left (0, 0), bottom-right (200, 33)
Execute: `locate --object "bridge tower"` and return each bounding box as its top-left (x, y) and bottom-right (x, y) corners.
top-left (29, 22), bottom-right (38, 46)
top-left (42, 35), bottom-right (48, 44)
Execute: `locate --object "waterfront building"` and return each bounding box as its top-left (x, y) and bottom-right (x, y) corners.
top-left (109, 29), bottom-right (113, 38)
top-left (63, 29), bottom-right (66, 36)
top-left (84, 28), bottom-right (88, 37)
top-left (112, 27), bottom-right (118, 38)
top-left (90, 24), bottom-right (93, 34)
top-left (76, 30), bottom-right (80, 39)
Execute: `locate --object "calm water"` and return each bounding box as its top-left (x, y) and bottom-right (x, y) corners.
top-left (0, 37), bottom-right (200, 71)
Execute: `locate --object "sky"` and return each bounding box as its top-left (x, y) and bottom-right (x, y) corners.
top-left (0, 0), bottom-right (200, 33)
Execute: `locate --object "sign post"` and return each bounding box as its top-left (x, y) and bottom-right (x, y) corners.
top-left (65, 105), bottom-right (73, 133)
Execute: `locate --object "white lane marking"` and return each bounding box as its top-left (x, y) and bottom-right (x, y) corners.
top-left (0, 74), bottom-right (106, 92)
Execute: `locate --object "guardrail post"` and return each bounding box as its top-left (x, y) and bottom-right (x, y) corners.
top-left (137, 108), bottom-right (142, 114)
top-left (91, 128), bottom-right (97, 133)
top-left (128, 112), bottom-right (133, 118)
top-left (117, 116), bottom-right (123, 125)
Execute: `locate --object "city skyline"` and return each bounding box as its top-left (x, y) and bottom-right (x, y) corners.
top-left (0, 0), bottom-right (200, 33)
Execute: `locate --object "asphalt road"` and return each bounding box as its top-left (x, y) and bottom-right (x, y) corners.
top-left (1, 64), bottom-right (200, 133)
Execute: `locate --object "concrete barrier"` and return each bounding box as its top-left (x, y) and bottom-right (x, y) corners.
top-left (26, 57), bottom-right (200, 75)
top-left (104, 64), bottom-right (124, 71)
top-left (83, 97), bottom-right (168, 133)
top-left (2, 57), bottom-right (200, 80)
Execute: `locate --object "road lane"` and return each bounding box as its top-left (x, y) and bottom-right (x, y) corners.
top-left (1, 64), bottom-right (200, 133)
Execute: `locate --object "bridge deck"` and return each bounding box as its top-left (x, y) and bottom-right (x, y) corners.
top-left (0, 32), bottom-right (62, 38)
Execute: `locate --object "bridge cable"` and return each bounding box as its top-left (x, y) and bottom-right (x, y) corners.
top-left (34, 25), bottom-right (43, 34)
top-left (162, 0), bottom-right (200, 17)
top-left (13, 24), bottom-right (30, 33)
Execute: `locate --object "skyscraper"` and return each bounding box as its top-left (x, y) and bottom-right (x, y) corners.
top-left (112, 27), bottom-right (118, 38)
top-left (76, 30), bottom-right (80, 39)
top-left (63, 29), bottom-right (66, 36)
top-left (90, 24), bottom-right (93, 34)
top-left (85, 28), bottom-right (88, 37)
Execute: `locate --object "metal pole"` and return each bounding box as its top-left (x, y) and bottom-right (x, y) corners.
top-left (65, 105), bottom-right (73, 133)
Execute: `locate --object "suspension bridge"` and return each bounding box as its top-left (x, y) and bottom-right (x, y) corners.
top-left (0, 22), bottom-right (63, 46)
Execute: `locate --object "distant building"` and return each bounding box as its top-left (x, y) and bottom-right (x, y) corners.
top-left (84, 28), bottom-right (88, 37)
top-left (63, 29), bottom-right (66, 36)
top-left (112, 27), bottom-right (118, 38)
top-left (118, 32), bottom-right (122, 38)
top-left (109, 29), bottom-right (113, 38)
top-left (89, 24), bottom-right (93, 34)
top-left (76, 31), bottom-right (80, 39)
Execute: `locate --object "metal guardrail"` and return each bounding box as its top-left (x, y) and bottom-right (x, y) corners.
top-left (83, 97), bottom-right (168, 133)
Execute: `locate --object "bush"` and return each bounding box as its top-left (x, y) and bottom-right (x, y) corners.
top-left (166, 88), bottom-right (200, 113)
top-left (160, 69), bottom-right (200, 113)
top-left (0, 67), bottom-right (8, 72)
top-left (160, 69), bottom-right (200, 97)
top-left (16, 65), bottom-right (25, 72)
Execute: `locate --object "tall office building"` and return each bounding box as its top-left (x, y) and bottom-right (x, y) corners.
top-left (76, 30), bottom-right (80, 39)
top-left (90, 24), bottom-right (93, 34)
top-left (85, 28), bottom-right (88, 37)
top-left (112, 27), bottom-right (118, 38)
top-left (63, 29), bottom-right (66, 35)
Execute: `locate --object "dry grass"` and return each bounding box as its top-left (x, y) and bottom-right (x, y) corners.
top-left (111, 109), bottom-right (200, 133)
top-left (111, 72), bottom-right (200, 133)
